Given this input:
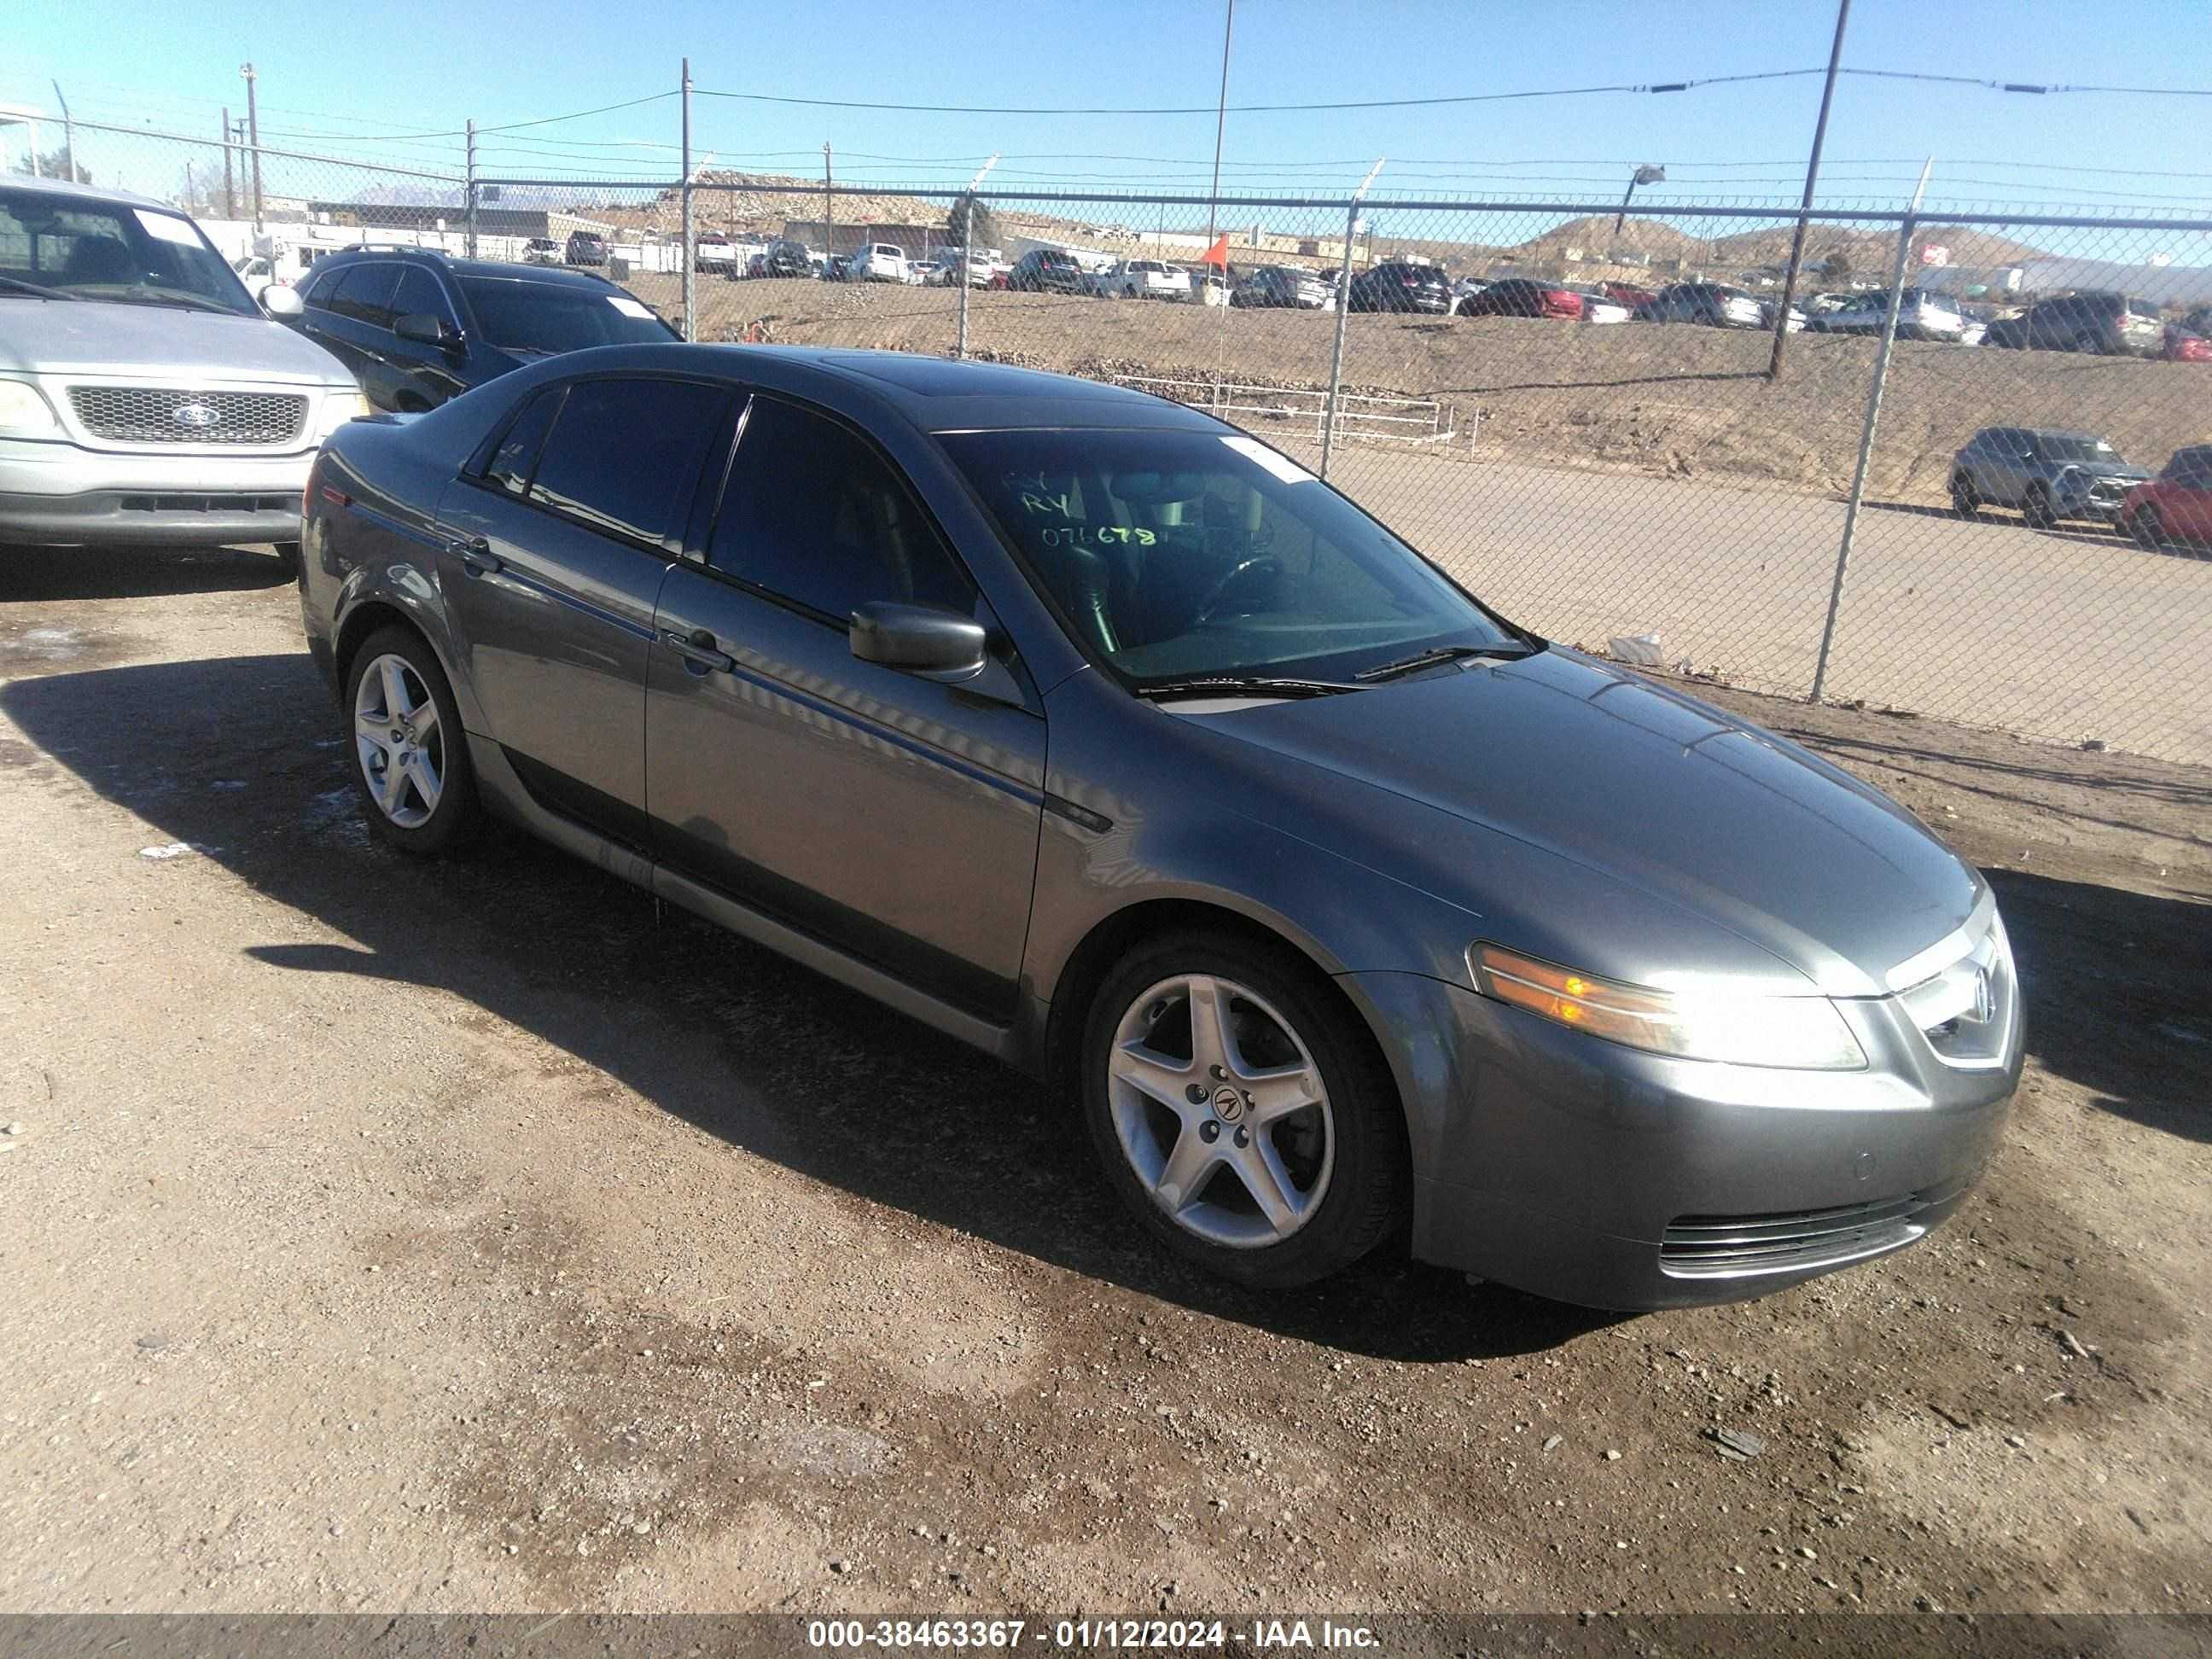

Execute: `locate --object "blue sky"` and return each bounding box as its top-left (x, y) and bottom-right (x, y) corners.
top-left (5, 0), bottom-right (2209, 212)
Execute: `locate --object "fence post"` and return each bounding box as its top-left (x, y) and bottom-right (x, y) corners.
top-left (957, 204), bottom-right (972, 360)
top-left (463, 120), bottom-right (477, 259)
top-left (1811, 163), bottom-right (1932, 704)
top-left (1319, 201), bottom-right (1359, 480)
top-left (680, 60), bottom-right (696, 341)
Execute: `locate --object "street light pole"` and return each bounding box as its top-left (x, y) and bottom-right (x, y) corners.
top-left (1614, 164), bottom-right (1664, 237)
top-left (1769, 0), bottom-right (1850, 381)
top-left (1205, 0), bottom-right (1236, 254)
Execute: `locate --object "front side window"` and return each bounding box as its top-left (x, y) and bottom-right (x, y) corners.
top-left (941, 428), bottom-right (1522, 683)
top-left (710, 397), bottom-right (974, 623)
top-left (456, 277), bottom-right (675, 353)
top-left (392, 267), bottom-right (455, 329)
top-left (0, 187), bottom-right (254, 315)
top-left (525, 378), bottom-right (726, 545)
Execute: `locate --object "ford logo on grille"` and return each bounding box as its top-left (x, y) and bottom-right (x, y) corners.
top-left (171, 401), bottom-right (221, 428)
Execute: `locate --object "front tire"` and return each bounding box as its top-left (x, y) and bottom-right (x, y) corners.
top-left (1080, 931), bottom-right (1408, 1289)
top-left (344, 626), bottom-right (480, 855)
top-left (2023, 484), bottom-right (2058, 530)
top-left (1950, 476), bottom-right (1979, 519)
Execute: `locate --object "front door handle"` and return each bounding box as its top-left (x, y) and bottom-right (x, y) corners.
top-left (661, 627), bottom-right (735, 675)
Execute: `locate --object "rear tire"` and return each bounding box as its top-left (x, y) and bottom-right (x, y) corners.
top-left (1080, 929), bottom-right (1409, 1289)
top-left (2023, 485), bottom-right (2058, 530)
top-left (344, 626), bottom-right (480, 856)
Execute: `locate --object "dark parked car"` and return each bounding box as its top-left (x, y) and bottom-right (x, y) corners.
top-left (288, 248), bottom-right (677, 412)
top-left (1344, 261), bottom-right (1452, 315)
top-left (563, 230), bottom-right (608, 268)
top-left (1978, 291), bottom-right (2163, 358)
top-left (1455, 278), bottom-right (1585, 320)
top-left (1231, 265), bottom-right (1333, 310)
top-left (2119, 445), bottom-right (2212, 550)
top-left (1007, 248), bottom-right (1088, 294)
top-left (298, 346), bottom-right (2019, 1307)
top-left (1949, 427), bottom-right (2151, 527)
top-left (757, 240), bottom-right (814, 279)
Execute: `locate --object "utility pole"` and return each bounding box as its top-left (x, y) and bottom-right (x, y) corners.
top-left (1321, 159), bottom-right (1385, 483)
top-left (464, 120), bottom-right (478, 258)
top-left (220, 108), bottom-right (235, 218)
top-left (49, 80), bottom-right (74, 183)
top-left (240, 62), bottom-right (264, 230)
top-left (1769, 0), bottom-right (1850, 381)
top-left (823, 143), bottom-right (834, 271)
top-left (1205, 0), bottom-right (1236, 254)
top-left (681, 61), bottom-right (696, 341)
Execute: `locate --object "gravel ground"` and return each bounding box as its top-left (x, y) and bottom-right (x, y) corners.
top-left (0, 544), bottom-right (2206, 1617)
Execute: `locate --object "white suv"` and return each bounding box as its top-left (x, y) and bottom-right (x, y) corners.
top-left (843, 243), bottom-right (910, 283)
top-left (1097, 259), bottom-right (1192, 301)
top-left (0, 174), bottom-right (367, 564)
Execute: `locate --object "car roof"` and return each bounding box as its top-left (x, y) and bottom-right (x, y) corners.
top-left (317, 247), bottom-right (621, 289)
top-left (0, 171), bottom-right (182, 215)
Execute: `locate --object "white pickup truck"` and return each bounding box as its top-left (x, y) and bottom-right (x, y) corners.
top-left (1095, 259), bottom-right (1191, 301)
top-left (841, 243), bottom-right (911, 283)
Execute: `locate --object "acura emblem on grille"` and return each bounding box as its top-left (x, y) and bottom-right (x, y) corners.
top-left (172, 402), bottom-right (221, 428)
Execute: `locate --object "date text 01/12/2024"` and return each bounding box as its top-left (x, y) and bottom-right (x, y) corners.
top-left (806, 1619), bottom-right (1382, 1650)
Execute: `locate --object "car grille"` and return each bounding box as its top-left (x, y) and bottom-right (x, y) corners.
top-left (1662, 1179), bottom-right (1969, 1278)
top-left (67, 386), bottom-right (308, 447)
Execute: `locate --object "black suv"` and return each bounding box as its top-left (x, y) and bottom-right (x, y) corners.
top-left (1344, 261), bottom-right (1453, 314)
top-left (1007, 248), bottom-right (1087, 294)
top-left (287, 247), bottom-right (677, 412)
top-left (1981, 291), bottom-right (2163, 358)
top-left (564, 230), bottom-right (609, 267)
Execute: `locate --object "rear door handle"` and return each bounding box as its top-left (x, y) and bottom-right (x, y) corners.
top-left (449, 535), bottom-right (501, 575)
top-left (661, 628), bottom-right (735, 675)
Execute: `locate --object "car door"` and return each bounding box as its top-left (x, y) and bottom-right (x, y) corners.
top-left (644, 392), bottom-right (1047, 1022)
top-left (295, 262), bottom-right (392, 388)
top-left (434, 374), bottom-right (734, 848)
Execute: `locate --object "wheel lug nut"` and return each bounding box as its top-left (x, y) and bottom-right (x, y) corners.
top-left (1233, 1127), bottom-right (1250, 1149)
top-left (1209, 1064), bottom-right (1227, 1080)
top-left (1200, 1121), bottom-right (1220, 1144)
top-left (1186, 1084), bottom-right (1209, 1104)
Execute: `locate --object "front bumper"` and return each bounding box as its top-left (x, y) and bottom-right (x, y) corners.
top-left (1348, 971), bottom-right (2020, 1310)
top-left (0, 438), bottom-right (317, 547)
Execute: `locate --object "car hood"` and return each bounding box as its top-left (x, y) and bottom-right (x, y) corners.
top-left (1202, 648), bottom-right (1980, 998)
top-left (0, 298), bottom-right (354, 385)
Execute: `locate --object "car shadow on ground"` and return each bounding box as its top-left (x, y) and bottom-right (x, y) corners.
top-left (1983, 865), bottom-right (2212, 1145)
top-left (1854, 499), bottom-right (2175, 554)
top-left (0, 543), bottom-right (295, 601)
top-left (1, 649), bottom-right (1620, 1361)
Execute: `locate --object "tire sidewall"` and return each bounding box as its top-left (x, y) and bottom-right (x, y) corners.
top-left (344, 625), bottom-right (477, 855)
top-left (1079, 932), bottom-right (1406, 1289)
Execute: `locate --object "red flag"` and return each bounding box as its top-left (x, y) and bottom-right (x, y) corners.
top-left (1202, 234), bottom-right (1231, 269)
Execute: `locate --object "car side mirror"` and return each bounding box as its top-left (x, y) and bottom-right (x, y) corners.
top-left (260, 285), bottom-right (304, 319)
top-left (849, 601), bottom-right (988, 680)
top-left (394, 312), bottom-right (457, 351)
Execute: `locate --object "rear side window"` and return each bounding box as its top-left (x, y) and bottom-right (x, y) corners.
top-left (332, 263), bottom-right (403, 327)
top-left (525, 378), bottom-right (726, 545)
top-left (481, 387), bottom-right (563, 498)
top-left (709, 397), bottom-right (974, 623)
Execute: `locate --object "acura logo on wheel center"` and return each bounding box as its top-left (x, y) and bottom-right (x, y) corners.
top-left (1211, 1085), bottom-right (1243, 1122)
top-left (172, 402), bottom-right (221, 428)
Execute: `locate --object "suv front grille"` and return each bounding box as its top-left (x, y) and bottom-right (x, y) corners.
top-left (1662, 1180), bottom-right (1968, 1278)
top-left (67, 386), bottom-right (308, 447)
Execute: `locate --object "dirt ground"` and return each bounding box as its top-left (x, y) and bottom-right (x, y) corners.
top-left (643, 276), bottom-right (2211, 509)
top-left (0, 545), bottom-right (2207, 1620)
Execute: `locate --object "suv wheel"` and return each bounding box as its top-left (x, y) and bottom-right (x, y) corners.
top-left (345, 626), bottom-right (479, 855)
top-left (1081, 931), bottom-right (1408, 1288)
top-left (2129, 506), bottom-right (2167, 550)
top-left (2022, 484), bottom-right (2058, 530)
top-left (1950, 476), bottom-right (1979, 519)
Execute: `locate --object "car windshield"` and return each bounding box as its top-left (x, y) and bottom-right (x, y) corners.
top-left (2033, 435), bottom-right (2122, 463)
top-left (0, 187), bottom-right (255, 315)
top-left (457, 277), bottom-right (674, 352)
top-left (940, 427), bottom-right (1524, 685)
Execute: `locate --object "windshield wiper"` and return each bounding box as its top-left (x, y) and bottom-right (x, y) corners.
top-left (1354, 641), bottom-right (1539, 683)
top-left (1135, 674), bottom-right (1370, 702)
top-left (111, 288), bottom-right (239, 315)
top-left (0, 275), bottom-right (78, 300)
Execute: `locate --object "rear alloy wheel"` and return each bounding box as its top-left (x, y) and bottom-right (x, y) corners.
top-left (345, 626), bottom-right (479, 854)
top-left (1082, 933), bottom-right (1407, 1287)
top-left (2022, 485), bottom-right (2058, 530)
top-left (1950, 476), bottom-right (1979, 519)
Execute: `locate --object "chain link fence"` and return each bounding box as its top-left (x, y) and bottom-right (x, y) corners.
top-left (11, 118), bottom-right (2211, 765)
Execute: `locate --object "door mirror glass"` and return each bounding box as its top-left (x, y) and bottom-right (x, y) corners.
top-left (394, 312), bottom-right (454, 348)
top-left (260, 284), bottom-right (304, 319)
top-left (849, 601), bottom-right (987, 679)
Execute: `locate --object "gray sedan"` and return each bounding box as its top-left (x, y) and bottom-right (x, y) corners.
top-left (299, 346), bottom-right (2020, 1308)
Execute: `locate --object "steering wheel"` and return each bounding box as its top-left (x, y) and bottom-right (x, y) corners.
top-left (1189, 555), bottom-right (1283, 629)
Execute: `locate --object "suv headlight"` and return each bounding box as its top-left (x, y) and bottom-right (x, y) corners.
top-left (0, 379), bottom-right (60, 435)
top-left (1470, 944), bottom-right (1867, 1070)
top-left (318, 391), bottom-right (375, 434)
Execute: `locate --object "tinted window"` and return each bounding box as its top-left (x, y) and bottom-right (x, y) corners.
top-left (481, 387), bottom-right (563, 498)
top-left (942, 427), bottom-right (1519, 683)
top-left (392, 267), bottom-right (454, 328)
top-left (332, 263), bottom-right (403, 327)
top-left (527, 378), bottom-right (726, 544)
top-left (711, 397), bottom-right (973, 621)
top-left (456, 277), bottom-right (674, 353)
top-left (301, 265), bottom-right (345, 310)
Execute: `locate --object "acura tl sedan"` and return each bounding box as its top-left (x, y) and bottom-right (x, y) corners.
top-left (299, 346), bottom-right (2021, 1308)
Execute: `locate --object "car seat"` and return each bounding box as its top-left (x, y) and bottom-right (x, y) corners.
top-left (61, 236), bottom-right (139, 287)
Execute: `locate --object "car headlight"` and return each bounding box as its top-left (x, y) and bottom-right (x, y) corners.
top-left (1470, 944), bottom-right (1867, 1070)
top-left (318, 391), bottom-right (375, 434)
top-left (0, 379), bottom-right (60, 435)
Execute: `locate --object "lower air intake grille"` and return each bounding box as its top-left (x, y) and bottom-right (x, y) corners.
top-left (1662, 1180), bottom-right (1967, 1278)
